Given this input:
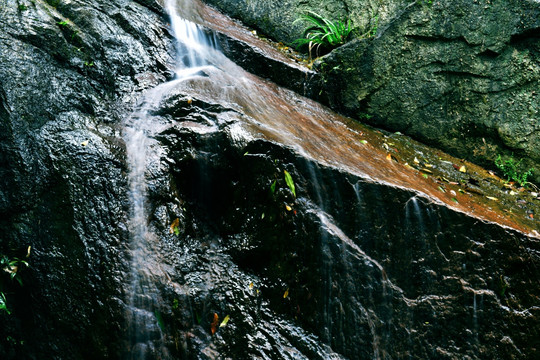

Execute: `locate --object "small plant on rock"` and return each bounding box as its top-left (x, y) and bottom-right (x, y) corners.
top-left (293, 11), bottom-right (353, 58)
top-left (0, 248), bottom-right (30, 314)
top-left (495, 154), bottom-right (535, 187)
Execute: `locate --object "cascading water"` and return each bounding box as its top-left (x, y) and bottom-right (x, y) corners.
top-left (123, 0), bottom-right (218, 357)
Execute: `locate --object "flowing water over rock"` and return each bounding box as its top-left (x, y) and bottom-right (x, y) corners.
top-left (123, 0), bottom-right (221, 356)
top-left (119, 0), bottom-right (539, 358)
top-left (0, 0), bottom-right (539, 358)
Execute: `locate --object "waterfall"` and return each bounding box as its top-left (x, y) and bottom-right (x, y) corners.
top-left (123, 0), bottom-right (217, 357)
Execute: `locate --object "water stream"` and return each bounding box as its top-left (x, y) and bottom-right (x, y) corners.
top-left (120, 0), bottom-right (520, 357)
top-left (123, 0), bottom-right (219, 357)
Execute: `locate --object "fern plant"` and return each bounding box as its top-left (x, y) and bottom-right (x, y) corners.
top-left (495, 154), bottom-right (535, 187)
top-left (293, 11), bottom-right (353, 57)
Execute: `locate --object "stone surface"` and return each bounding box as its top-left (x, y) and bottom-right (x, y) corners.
top-left (202, 0), bottom-right (540, 184)
top-left (0, 0), bottom-right (173, 357)
top-left (142, 76), bottom-right (540, 358)
top-left (0, 0), bottom-right (538, 359)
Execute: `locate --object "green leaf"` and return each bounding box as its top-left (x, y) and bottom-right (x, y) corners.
top-left (270, 180), bottom-right (277, 195)
top-left (0, 293), bottom-right (10, 315)
top-left (219, 315), bottom-right (231, 327)
top-left (284, 170), bottom-right (296, 198)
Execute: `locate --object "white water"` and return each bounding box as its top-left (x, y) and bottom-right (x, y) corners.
top-left (123, 0), bottom-right (218, 357)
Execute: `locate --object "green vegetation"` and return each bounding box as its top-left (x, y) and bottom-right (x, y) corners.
top-left (495, 154), bottom-right (535, 187)
top-left (293, 11), bottom-right (353, 57)
top-left (0, 248), bottom-right (30, 314)
top-left (293, 11), bottom-right (380, 58)
top-left (283, 170), bottom-right (296, 198)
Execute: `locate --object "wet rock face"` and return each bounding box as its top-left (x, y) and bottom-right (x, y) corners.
top-left (0, 0), bottom-right (172, 357)
top-left (0, 0), bottom-right (538, 359)
top-left (202, 0), bottom-right (540, 183)
top-left (148, 91), bottom-right (540, 359)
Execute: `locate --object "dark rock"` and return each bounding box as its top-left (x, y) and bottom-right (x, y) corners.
top-left (145, 82), bottom-right (540, 359)
top-left (201, 0), bottom-right (540, 184)
top-left (0, 0), bottom-right (173, 357)
top-left (1, 0), bottom-right (538, 359)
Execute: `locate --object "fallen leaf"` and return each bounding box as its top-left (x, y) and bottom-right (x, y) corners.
top-left (360, 140), bottom-right (368, 144)
top-left (169, 218), bottom-right (180, 235)
top-left (283, 288), bottom-right (289, 299)
top-left (450, 190), bottom-right (457, 196)
top-left (438, 186), bottom-right (446, 193)
top-left (210, 313), bottom-right (219, 335)
top-left (219, 315), bottom-right (230, 328)
top-left (422, 174), bottom-right (429, 179)
top-left (414, 157), bottom-right (420, 164)
top-left (509, 191), bottom-right (517, 196)
top-left (386, 153), bottom-right (392, 161)
top-left (285, 204), bottom-right (292, 211)
top-left (81, 140), bottom-right (89, 146)
top-left (421, 168), bottom-right (433, 174)
top-left (249, 282), bottom-right (254, 289)
top-left (529, 213), bottom-right (534, 219)
top-left (187, 97), bottom-right (193, 105)
top-left (486, 196), bottom-right (498, 201)
top-left (26, 246), bottom-right (31, 258)
top-left (459, 165), bottom-right (467, 173)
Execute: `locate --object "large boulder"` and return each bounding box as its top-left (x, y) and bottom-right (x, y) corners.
top-left (0, 0), bottom-right (173, 357)
top-left (1, 0), bottom-right (538, 358)
top-left (202, 0), bottom-right (540, 183)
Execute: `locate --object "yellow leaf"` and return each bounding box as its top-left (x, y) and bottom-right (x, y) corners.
top-left (285, 205), bottom-right (292, 211)
top-left (486, 196), bottom-right (498, 201)
top-left (220, 315), bottom-right (230, 327)
top-left (187, 97), bottom-right (192, 105)
top-left (414, 157), bottom-right (420, 164)
top-left (26, 246), bottom-right (31, 258)
top-left (283, 288), bottom-right (289, 299)
top-left (249, 282), bottom-right (254, 289)
top-left (459, 165), bottom-right (467, 173)
top-left (81, 140), bottom-right (89, 146)
top-left (386, 153), bottom-right (392, 161)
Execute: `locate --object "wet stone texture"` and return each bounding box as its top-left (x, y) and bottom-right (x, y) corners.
top-left (0, 0), bottom-right (173, 357)
top-left (0, 0), bottom-right (538, 359)
top-left (201, 0), bottom-right (540, 184)
top-left (143, 90), bottom-right (540, 359)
